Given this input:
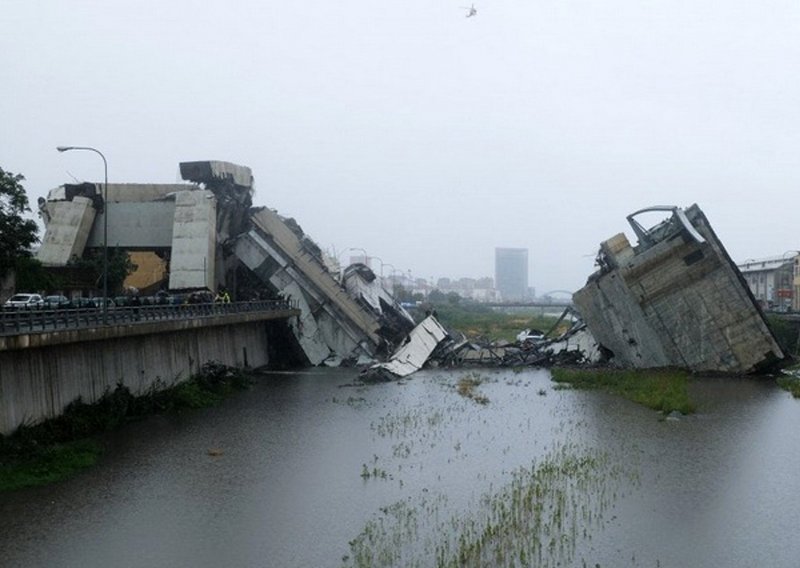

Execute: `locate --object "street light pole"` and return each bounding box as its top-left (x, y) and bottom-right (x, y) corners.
top-left (56, 145), bottom-right (109, 325)
top-left (380, 262), bottom-right (396, 293)
top-left (381, 262), bottom-right (395, 277)
top-left (370, 255), bottom-right (385, 277)
top-left (348, 247), bottom-right (369, 267)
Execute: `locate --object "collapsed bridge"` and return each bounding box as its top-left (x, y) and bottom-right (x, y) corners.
top-left (36, 160), bottom-right (415, 366)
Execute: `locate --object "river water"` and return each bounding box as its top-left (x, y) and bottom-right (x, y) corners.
top-left (2, 367), bottom-right (799, 567)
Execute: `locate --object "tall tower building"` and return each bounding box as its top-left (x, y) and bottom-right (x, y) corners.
top-left (495, 247), bottom-right (529, 301)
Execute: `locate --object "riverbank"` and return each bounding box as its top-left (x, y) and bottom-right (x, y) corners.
top-left (0, 361), bottom-right (251, 492)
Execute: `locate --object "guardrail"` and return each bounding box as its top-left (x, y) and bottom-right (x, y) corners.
top-left (0, 300), bottom-right (299, 336)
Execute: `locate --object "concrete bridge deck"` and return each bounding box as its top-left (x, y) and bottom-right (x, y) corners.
top-left (0, 300), bottom-right (299, 349)
top-left (0, 302), bottom-right (301, 434)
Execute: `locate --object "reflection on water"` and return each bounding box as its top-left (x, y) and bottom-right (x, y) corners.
top-left (1, 368), bottom-right (799, 567)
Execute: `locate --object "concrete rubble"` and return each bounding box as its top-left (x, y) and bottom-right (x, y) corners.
top-left (419, 307), bottom-right (606, 371)
top-left (342, 262), bottom-right (416, 345)
top-left (362, 315), bottom-right (450, 381)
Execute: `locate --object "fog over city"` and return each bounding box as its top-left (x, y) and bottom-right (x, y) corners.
top-left (3, 1), bottom-right (799, 294)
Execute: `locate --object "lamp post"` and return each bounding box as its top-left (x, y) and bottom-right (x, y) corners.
top-left (380, 262), bottom-right (395, 278)
top-left (370, 255), bottom-right (385, 276)
top-left (380, 262), bottom-right (396, 293)
top-left (348, 247), bottom-right (369, 266)
top-left (56, 146), bottom-right (109, 324)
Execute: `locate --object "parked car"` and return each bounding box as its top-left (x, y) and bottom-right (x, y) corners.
top-left (167, 294), bottom-right (188, 305)
top-left (41, 295), bottom-right (73, 310)
top-left (73, 297), bottom-right (95, 309)
top-left (3, 293), bottom-right (44, 310)
top-left (187, 290), bottom-right (214, 304)
top-left (91, 297), bottom-right (116, 309)
top-left (73, 297), bottom-right (116, 310)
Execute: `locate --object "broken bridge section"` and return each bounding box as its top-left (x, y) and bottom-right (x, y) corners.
top-left (573, 205), bottom-right (785, 374)
top-left (37, 160), bottom-right (411, 367)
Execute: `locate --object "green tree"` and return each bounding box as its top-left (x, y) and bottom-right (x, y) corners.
top-left (67, 248), bottom-right (138, 296)
top-left (0, 168), bottom-right (39, 277)
top-left (428, 289), bottom-right (447, 303)
top-left (13, 256), bottom-right (57, 291)
top-left (392, 283), bottom-right (413, 303)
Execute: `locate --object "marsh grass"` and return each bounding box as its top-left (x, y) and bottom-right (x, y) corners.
top-left (343, 443), bottom-right (636, 568)
top-left (0, 361), bottom-right (252, 492)
top-left (550, 367), bottom-right (694, 414)
top-left (0, 439), bottom-right (102, 492)
top-left (777, 376), bottom-right (800, 398)
top-left (456, 373), bottom-right (490, 405)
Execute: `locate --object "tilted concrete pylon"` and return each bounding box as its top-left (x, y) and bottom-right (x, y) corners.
top-left (573, 204), bottom-right (785, 374)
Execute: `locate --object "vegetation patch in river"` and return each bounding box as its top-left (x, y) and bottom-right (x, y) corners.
top-left (0, 361), bottom-right (252, 492)
top-left (371, 407), bottom-right (446, 440)
top-left (456, 372), bottom-right (490, 405)
top-left (777, 375), bottom-right (800, 398)
top-left (342, 443), bottom-right (636, 568)
top-left (551, 367), bottom-right (694, 414)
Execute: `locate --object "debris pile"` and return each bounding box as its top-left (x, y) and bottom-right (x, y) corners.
top-left (362, 307), bottom-right (607, 382)
top-left (434, 308), bottom-right (606, 370)
top-left (362, 316), bottom-right (449, 382)
top-left (362, 205), bottom-right (787, 381)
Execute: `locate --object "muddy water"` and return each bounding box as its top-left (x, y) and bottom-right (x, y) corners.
top-left (2, 368), bottom-right (800, 567)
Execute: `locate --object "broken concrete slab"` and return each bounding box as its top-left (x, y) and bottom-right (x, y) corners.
top-left (363, 316), bottom-right (449, 381)
top-left (35, 196), bottom-right (97, 266)
top-left (342, 262), bottom-right (416, 345)
top-left (573, 205), bottom-right (785, 374)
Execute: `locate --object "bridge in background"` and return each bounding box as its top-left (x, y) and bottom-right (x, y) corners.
top-left (484, 302), bottom-right (573, 309)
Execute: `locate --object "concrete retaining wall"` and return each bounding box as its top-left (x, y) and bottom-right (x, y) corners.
top-left (0, 320), bottom-right (277, 435)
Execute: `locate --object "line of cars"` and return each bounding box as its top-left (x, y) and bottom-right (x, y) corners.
top-left (3, 290), bottom-right (218, 311)
top-left (3, 293), bottom-right (115, 311)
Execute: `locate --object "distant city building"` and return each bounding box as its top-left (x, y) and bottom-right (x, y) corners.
top-left (495, 247), bottom-right (529, 301)
top-left (738, 255), bottom-right (795, 310)
top-left (434, 275), bottom-right (498, 303)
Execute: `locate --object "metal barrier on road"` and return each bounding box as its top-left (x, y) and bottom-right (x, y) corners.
top-left (0, 300), bottom-right (299, 336)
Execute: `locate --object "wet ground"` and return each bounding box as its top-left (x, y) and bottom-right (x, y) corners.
top-left (2, 367), bottom-right (799, 567)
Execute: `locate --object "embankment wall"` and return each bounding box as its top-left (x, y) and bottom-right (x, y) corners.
top-left (0, 319), bottom-right (282, 435)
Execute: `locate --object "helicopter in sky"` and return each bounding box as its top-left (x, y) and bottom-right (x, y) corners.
top-left (462, 4), bottom-right (477, 17)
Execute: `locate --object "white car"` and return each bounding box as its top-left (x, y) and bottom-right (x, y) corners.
top-left (3, 293), bottom-right (44, 310)
top-left (516, 328), bottom-right (546, 344)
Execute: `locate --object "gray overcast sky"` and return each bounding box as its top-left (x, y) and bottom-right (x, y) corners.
top-left (3, 0), bottom-right (799, 294)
